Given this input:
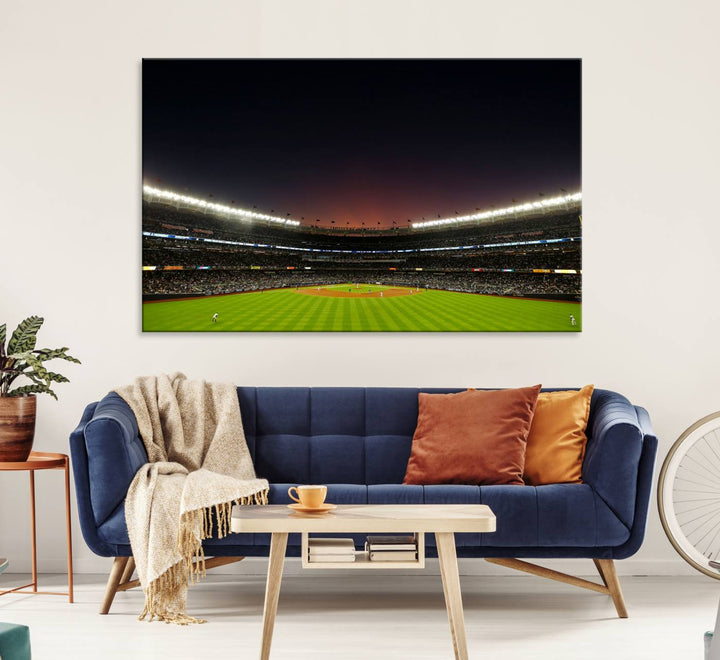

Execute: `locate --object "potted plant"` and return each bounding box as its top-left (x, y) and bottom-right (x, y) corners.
top-left (0, 316), bottom-right (80, 461)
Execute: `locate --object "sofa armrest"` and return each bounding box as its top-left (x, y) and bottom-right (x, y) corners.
top-left (82, 392), bottom-right (148, 528)
top-left (582, 389), bottom-right (644, 529)
top-left (69, 402), bottom-right (115, 556)
top-left (634, 405), bottom-right (656, 440)
top-left (612, 407), bottom-right (658, 559)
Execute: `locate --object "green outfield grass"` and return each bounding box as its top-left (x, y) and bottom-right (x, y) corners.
top-left (142, 284), bottom-right (581, 332)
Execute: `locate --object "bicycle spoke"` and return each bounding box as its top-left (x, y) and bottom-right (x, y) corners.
top-left (677, 506), bottom-right (720, 528)
top-left (687, 451), bottom-right (720, 482)
top-left (702, 523), bottom-right (720, 559)
top-left (695, 518), bottom-right (720, 553)
top-left (700, 435), bottom-right (720, 472)
top-left (675, 501), bottom-right (720, 515)
top-left (683, 508), bottom-right (720, 543)
top-left (678, 454), bottom-right (720, 484)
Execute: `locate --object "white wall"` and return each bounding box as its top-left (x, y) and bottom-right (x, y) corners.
top-left (1, 0), bottom-right (719, 576)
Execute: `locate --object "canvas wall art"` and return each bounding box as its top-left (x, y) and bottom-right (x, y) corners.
top-left (142, 59), bottom-right (581, 332)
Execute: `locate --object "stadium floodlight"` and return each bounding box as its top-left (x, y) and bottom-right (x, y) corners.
top-left (143, 185), bottom-right (301, 227)
top-left (411, 192), bottom-right (582, 229)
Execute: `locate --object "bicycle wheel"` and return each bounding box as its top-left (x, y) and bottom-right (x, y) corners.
top-left (658, 411), bottom-right (720, 579)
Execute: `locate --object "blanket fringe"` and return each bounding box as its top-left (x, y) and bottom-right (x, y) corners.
top-left (139, 560), bottom-right (207, 625)
top-left (140, 488), bottom-right (269, 624)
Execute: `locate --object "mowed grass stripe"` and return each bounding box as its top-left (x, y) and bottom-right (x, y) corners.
top-left (308, 295), bottom-right (335, 331)
top-left (332, 298), bottom-right (352, 332)
top-left (143, 287), bottom-right (581, 332)
top-left (430, 292), bottom-right (510, 331)
top-left (257, 290), bottom-right (306, 332)
top-left (275, 291), bottom-right (316, 331)
top-left (408, 292), bottom-right (478, 331)
top-left (348, 294), bottom-right (363, 330)
top-left (367, 298), bottom-right (405, 332)
top-left (448, 295), bottom-right (500, 331)
top-left (258, 291), bottom-right (301, 331)
top-left (425, 291), bottom-right (577, 331)
top-left (388, 295), bottom-right (443, 331)
top-left (422, 292), bottom-right (504, 331)
top-left (417, 292), bottom-right (505, 331)
top-left (295, 295), bottom-right (325, 331)
top-left (356, 299), bottom-right (382, 332)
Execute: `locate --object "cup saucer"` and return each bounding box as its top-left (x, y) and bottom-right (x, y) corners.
top-left (287, 503), bottom-right (337, 513)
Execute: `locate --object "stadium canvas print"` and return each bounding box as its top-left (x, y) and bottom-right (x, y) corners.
top-left (142, 59), bottom-right (581, 332)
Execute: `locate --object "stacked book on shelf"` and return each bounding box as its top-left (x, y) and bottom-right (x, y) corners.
top-left (307, 538), bottom-right (356, 563)
top-left (365, 535), bottom-right (418, 562)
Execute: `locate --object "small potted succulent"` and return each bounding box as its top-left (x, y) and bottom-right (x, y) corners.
top-left (0, 316), bottom-right (80, 461)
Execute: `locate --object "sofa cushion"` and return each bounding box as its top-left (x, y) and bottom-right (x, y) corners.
top-left (481, 484), bottom-right (629, 548)
top-left (403, 386), bottom-right (541, 485)
top-left (96, 482), bottom-right (629, 551)
top-left (524, 385), bottom-right (594, 485)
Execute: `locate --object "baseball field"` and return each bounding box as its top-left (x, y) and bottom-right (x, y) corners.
top-left (142, 283), bottom-right (581, 332)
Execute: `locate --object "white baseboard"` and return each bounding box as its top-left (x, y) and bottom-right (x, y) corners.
top-left (2, 556), bottom-right (698, 578)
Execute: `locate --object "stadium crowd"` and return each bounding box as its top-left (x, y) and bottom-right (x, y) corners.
top-left (143, 269), bottom-right (580, 298)
top-left (142, 197), bottom-right (582, 300)
top-left (143, 238), bottom-right (582, 271)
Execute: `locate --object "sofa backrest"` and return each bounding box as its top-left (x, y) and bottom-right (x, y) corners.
top-left (239, 387), bottom-right (464, 484)
top-left (239, 386), bottom-right (603, 485)
top-left (83, 386), bottom-right (600, 499)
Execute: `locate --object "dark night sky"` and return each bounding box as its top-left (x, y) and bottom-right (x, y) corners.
top-left (143, 59), bottom-right (581, 229)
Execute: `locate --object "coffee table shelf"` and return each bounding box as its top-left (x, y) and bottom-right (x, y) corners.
top-left (301, 531), bottom-right (425, 569)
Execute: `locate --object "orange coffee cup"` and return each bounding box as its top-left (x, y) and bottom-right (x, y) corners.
top-left (288, 485), bottom-right (327, 508)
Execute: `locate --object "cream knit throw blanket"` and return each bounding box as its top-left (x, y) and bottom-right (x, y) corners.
top-left (114, 373), bottom-right (269, 624)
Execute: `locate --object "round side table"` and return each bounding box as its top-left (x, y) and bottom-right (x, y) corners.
top-left (0, 451), bottom-right (73, 602)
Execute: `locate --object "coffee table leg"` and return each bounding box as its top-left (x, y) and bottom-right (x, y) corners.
top-left (436, 532), bottom-right (468, 660)
top-left (260, 532), bottom-right (288, 660)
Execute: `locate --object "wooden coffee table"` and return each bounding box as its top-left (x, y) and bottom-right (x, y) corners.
top-left (231, 504), bottom-right (495, 660)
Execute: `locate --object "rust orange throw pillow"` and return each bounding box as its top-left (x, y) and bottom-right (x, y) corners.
top-left (523, 385), bottom-right (594, 486)
top-left (403, 385), bottom-right (542, 486)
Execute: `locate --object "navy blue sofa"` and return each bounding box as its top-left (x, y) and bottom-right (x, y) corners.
top-left (69, 387), bottom-right (657, 616)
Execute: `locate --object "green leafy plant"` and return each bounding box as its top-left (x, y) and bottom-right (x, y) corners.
top-left (0, 316), bottom-right (80, 399)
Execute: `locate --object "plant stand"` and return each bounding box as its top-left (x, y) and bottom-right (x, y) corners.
top-left (0, 452), bottom-right (73, 602)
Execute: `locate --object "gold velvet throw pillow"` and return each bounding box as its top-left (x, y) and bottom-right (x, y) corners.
top-left (523, 385), bottom-right (594, 486)
top-left (403, 385), bottom-right (541, 486)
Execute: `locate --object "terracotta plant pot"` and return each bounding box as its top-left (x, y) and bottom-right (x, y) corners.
top-left (0, 395), bottom-right (36, 462)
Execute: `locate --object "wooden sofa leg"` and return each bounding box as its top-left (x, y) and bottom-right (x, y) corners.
top-left (120, 557), bottom-right (135, 585)
top-left (486, 557), bottom-right (629, 618)
top-left (101, 555), bottom-right (245, 613)
top-left (593, 558), bottom-right (609, 588)
top-left (100, 557), bottom-right (129, 615)
top-left (594, 559), bottom-right (628, 618)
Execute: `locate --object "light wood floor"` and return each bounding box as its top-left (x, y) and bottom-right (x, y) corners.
top-left (0, 572), bottom-right (716, 659)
